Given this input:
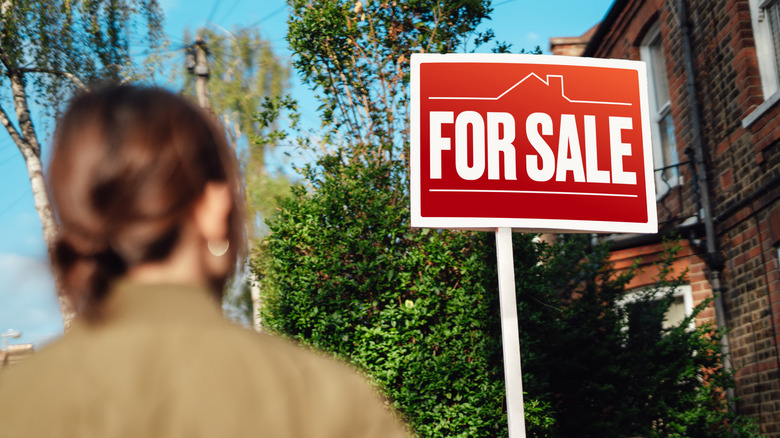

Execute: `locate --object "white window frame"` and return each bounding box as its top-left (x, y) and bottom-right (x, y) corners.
top-left (618, 284), bottom-right (695, 331)
top-left (744, 0), bottom-right (780, 126)
top-left (751, 0), bottom-right (780, 98)
top-left (640, 22), bottom-right (680, 199)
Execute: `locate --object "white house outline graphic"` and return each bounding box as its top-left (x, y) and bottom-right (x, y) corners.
top-left (429, 73), bottom-right (632, 106)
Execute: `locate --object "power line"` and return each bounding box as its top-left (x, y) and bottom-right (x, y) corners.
top-left (0, 187), bottom-right (30, 218)
top-left (205, 0), bottom-right (223, 25)
top-left (0, 152), bottom-right (20, 167)
top-left (246, 5), bottom-right (286, 28)
top-left (218, 0), bottom-right (243, 24)
top-left (164, 43), bottom-right (192, 54)
top-left (166, 35), bottom-right (192, 47)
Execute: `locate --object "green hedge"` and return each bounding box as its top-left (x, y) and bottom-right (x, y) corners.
top-left (254, 151), bottom-right (758, 437)
top-left (254, 153), bottom-right (552, 437)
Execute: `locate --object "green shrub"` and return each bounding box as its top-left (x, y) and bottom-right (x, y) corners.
top-left (521, 236), bottom-right (761, 438)
top-left (255, 151), bottom-right (555, 437)
top-left (254, 150), bottom-right (758, 437)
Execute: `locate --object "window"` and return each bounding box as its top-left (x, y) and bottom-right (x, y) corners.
top-left (744, 0), bottom-right (780, 126)
top-left (640, 23), bottom-right (679, 197)
top-left (619, 285), bottom-right (695, 332)
top-left (750, 0), bottom-right (780, 98)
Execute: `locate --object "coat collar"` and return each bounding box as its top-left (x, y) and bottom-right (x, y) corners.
top-left (96, 280), bottom-right (225, 326)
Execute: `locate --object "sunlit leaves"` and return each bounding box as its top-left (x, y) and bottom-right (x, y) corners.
top-left (181, 26), bottom-right (291, 239)
top-left (286, 0), bottom-right (490, 163)
top-left (0, 0), bottom-right (164, 112)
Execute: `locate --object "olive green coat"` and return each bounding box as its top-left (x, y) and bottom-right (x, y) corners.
top-left (0, 282), bottom-right (409, 438)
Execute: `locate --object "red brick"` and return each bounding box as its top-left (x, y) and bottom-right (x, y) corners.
top-left (583, 0), bottom-right (780, 434)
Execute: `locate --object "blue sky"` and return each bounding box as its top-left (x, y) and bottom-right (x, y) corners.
top-left (0, 0), bottom-right (614, 347)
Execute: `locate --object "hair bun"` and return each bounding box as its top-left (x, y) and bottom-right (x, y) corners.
top-left (54, 235), bottom-right (126, 318)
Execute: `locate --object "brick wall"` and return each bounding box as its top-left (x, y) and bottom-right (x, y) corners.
top-left (692, 0), bottom-right (780, 433)
top-left (583, 0), bottom-right (780, 434)
top-left (549, 24), bottom-right (599, 56)
top-left (719, 182), bottom-right (780, 435)
top-left (609, 241), bottom-right (716, 326)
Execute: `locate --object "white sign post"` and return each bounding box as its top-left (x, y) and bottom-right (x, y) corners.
top-left (496, 227), bottom-right (526, 437)
top-left (409, 53), bottom-right (655, 437)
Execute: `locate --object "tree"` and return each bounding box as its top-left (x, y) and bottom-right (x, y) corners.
top-left (181, 25), bottom-right (292, 238)
top-left (179, 26), bottom-right (294, 329)
top-left (286, 0), bottom-right (493, 163)
top-left (257, 1), bottom-right (758, 436)
top-left (256, 1), bottom-right (556, 436)
top-left (0, 0), bottom-right (164, 323)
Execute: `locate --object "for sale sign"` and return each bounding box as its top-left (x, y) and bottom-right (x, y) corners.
top-left (410, 54), bottom-right (657, 233)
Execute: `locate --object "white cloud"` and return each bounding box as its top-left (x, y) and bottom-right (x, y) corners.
top-left (0, 253), bottom-right (63, 347)
top-left (526, 32), bottom-right (540, 41)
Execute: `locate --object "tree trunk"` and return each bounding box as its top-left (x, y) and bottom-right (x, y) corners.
top-left (3, 71), bottom-right (74, 328)
top-left (249, 272), bottom-right (262, 332)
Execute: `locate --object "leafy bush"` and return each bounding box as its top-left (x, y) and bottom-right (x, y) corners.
top-left (254, 151), bottom-right (555, 437)
top-left (255, 1), bottom-right (759, 436)
top-left (519, 236), bottom-right (761, 438)
top-left (254, 153), bottom-right (758, 436)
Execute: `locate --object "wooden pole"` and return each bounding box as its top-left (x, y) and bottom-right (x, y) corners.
top-left (194, 36), bottom-right (210, 110)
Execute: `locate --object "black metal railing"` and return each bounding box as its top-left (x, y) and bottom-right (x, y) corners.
top-left (654, 160), bottom-right (700, 226)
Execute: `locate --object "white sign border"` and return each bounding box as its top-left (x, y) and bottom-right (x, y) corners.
top-left (409, 53), bottom-right (657, 234)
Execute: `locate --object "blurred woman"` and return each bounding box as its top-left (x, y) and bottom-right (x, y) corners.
top-left (0, 85), bottom-right (408, 438)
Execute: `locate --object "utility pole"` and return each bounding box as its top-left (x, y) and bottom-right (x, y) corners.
top-left (187, 36), bottom-right (210, 109)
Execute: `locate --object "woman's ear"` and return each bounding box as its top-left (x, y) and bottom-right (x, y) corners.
top-left (193, 182), bottom-right (232, 243)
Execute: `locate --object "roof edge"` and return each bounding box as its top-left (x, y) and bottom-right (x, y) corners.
top-left (583, 0), bottom-right (627, 57)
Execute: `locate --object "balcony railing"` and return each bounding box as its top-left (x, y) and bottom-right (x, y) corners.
top-left (654, 160), bottom-right (700, 227)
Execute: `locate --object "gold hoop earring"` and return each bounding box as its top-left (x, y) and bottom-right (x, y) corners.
top-left (207, 239), bottom-right (229, 257)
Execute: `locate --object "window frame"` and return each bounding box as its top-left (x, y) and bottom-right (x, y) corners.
top-left (640, 22), bottom-right (680, 198)
top-left (751, 0), bottom-right (780, 99)
top-left (618, 284), bottom-right (695, 331)
top-left (744, 0), bottom-right (780, 127)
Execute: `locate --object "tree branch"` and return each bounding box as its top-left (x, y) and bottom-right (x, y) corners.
top-left (0, 101), bottom-right (24, 149)
top-left (15, 67), bottom-right (89, 91)
top-left (8, 71), bottom-right (41, 157)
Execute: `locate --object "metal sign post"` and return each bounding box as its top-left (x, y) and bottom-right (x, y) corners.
top-left (495, 227), bottom-right (526, 438)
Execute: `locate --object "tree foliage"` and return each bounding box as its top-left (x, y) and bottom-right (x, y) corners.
top-left (287, 0), bottom-right (491, 161)
top-left (256, 1), bottom-right (759, 436)
top-left (1, 0), bottom-right (164, 112)
top-left (257, 175), bottom-right (758, 436)
top-left (181, 26), bottom-right (292, 238)
top-left (182, 26), bottom-right (288, 153)
top-left (0, 0), bottom-right (164, 323)
top-left (255, 153), bottom-right (554, 437)
top-left (518, 236), bottom-right (760, 438)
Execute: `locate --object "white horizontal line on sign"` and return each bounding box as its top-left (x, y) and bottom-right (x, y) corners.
top-left (429, 189), bottom-right (638, 198)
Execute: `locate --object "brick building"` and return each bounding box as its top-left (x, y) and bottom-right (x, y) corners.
top-left (554, 0), bottom-right (780, 434)
top-left (549, 24), bottom-right (598, 57)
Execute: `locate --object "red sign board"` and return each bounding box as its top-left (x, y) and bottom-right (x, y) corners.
top-left (410, 54), bottom-right (657, 233)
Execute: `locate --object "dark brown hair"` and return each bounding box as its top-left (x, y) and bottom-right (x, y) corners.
top-left (48, 84), bottom-right (245, 319)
